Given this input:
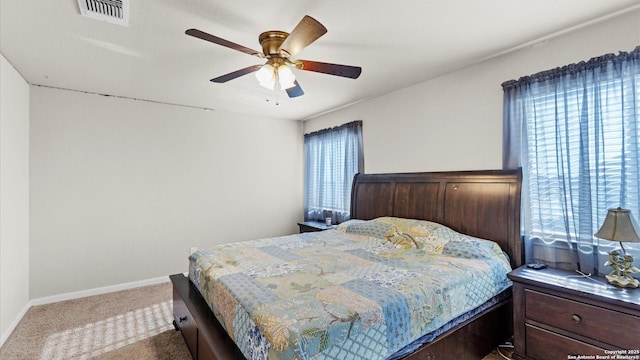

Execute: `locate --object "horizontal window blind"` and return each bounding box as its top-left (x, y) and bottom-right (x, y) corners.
top-left (525, 74), bottom-right (640, 243)
top-left (503, 46), bottom-right (640, 274)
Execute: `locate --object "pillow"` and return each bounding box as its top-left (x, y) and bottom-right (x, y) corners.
top-left (440, 234), bottom-right (512, 271)
top-left (335, 219), bottom-right (422, 249)
top-left (334, 219), bottom-right (367, 232)
top-left (371, 217), bottom-right (456, 254)
top-left (336, 217), bottom-right (459, 253)
top-left (335, 219), bottom-right (395, 239)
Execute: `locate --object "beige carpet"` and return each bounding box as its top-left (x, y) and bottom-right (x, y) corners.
top-left (0, 281), bottom-right (511, 359)
top-left (0, 282), bottom-right (191, 360)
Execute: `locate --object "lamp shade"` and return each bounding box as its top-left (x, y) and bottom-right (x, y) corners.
top-left (594, 207), bottom-right (640, 243)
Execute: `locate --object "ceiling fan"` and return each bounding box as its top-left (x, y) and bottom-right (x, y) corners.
top-left (186, 15), bottom-right (362, 98)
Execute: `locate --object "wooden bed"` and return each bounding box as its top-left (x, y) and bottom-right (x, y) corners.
top-left (170, 168), bottom-right (522, 360)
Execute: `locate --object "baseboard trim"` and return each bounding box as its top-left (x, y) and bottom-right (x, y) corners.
top-left (0, 301), bottom-right (31, 348)
top-left (29, 275), bottom-right (171, 306)
top-left (0, 275), bottom-right (171, 347)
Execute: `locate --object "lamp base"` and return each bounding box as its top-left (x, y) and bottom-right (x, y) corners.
top-left (605, 274), bottom-right (639, 288)
top-left (604, 250), bottom-right (640, 288)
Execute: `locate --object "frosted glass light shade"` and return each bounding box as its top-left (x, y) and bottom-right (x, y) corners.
top-left (255, 64), bottom-right (275, 90)
top-left (277, 64), bottom-right (296, 89)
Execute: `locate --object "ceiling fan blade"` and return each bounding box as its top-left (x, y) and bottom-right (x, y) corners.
top-left (280, 16), bottom-right (327, 58)
top-left (296, 60), bottom-right (362, 79)
top-left (186, 29), bottom-right (262, 57)
top-left (286, 81), bottom-right (304, 98)
top-left (210, 65), bottom-right (263, 83)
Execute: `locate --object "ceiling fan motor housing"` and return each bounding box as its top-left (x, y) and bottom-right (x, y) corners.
top-left (259, 31), bottom-right (289, 57)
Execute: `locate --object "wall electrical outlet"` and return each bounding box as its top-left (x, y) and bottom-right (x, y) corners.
top-left (190, 247), bottom-right (197, 255)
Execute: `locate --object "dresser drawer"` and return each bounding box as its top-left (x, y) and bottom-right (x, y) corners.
top-left (525, 289), bottom-right (640, 349)
top-left (526, 324), bottom-right (604, 359)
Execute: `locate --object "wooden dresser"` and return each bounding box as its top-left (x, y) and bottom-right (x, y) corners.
top-left (508, 266), bottom-right (640, 360)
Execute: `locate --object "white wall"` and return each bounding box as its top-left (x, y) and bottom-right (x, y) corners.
top-left (0, 54), bottom-right (30, 342)
top-left (304, 10), bottom-right (640, 174)
top-left (29, 86), bottom-right (303, 298)
top-left (14, 5), bottom-right (640, 305)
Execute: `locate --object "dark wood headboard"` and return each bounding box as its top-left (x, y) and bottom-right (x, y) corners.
top-left (350, 169), bottom-right (523, 268)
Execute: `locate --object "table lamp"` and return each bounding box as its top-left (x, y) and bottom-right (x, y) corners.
top-left (594, 207), bottom-right (640, 288)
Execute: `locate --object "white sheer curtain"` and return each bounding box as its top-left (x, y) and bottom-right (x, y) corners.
top-left (503, 47), bottom-right (640, 276)
top-left (304, 121), bottom-right (364, 224)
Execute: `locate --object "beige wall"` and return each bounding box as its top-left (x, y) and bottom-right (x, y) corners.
top-left (29, 86), bottom-right (303, 298)
top-left (304, 10), bottom-right (640, 174)
top-left (0, 54), bottom-right (30, 342)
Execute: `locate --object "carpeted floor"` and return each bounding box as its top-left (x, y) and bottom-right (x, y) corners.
top-left (0, 281), bottom-right (511, 359)
top-left (484, 346), bottom-right (513, 360)
top-left (0, 281), bottom-right (191, 360)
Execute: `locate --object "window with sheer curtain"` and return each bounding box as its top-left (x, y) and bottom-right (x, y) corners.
top-left (304, 121), bottom-right (363, 224)
top-left (503, 47), bottom-right (640, 276)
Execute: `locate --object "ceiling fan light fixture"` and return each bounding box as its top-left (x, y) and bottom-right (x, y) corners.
top-left (255, 64), bottom-right (276, 90)
top-left (255, 63), bottom-right (296, 91)
top-left (277, 64), bottom-right (296, 90)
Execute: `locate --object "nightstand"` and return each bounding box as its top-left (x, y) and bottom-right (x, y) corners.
top-left (297, 221), bottom-right (336, 233)
top-left (507, 266), bottom-right (640, 360)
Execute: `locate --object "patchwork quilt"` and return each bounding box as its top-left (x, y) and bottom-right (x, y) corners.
top-left (189, 217), bottom-right (512, 360)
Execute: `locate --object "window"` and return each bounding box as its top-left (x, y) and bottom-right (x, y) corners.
top-left (503, 47), bottom-right (640, 275)
top-left (304, 121), bottom-right (363, 224)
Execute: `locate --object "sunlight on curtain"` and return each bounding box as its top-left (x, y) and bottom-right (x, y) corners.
top-left (503, 46), bottom-right (640, 276)
top-left (304, 121), bottom-right (364, 224)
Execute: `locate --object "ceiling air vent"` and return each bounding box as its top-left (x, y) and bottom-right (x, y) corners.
top-left (77, 0), bottom-right (129, 27)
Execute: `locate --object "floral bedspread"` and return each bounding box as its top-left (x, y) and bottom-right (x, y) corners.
top-left (188, 217), bottom-right (512, 360)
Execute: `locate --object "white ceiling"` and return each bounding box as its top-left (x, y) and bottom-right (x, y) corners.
top-left (2, 1), bottom-right (639, 120)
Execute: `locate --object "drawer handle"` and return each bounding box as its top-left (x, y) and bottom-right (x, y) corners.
top-left (571, 314), bottom-right (581, 323)
top-left (179, 316), bottom-right (188, 323)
